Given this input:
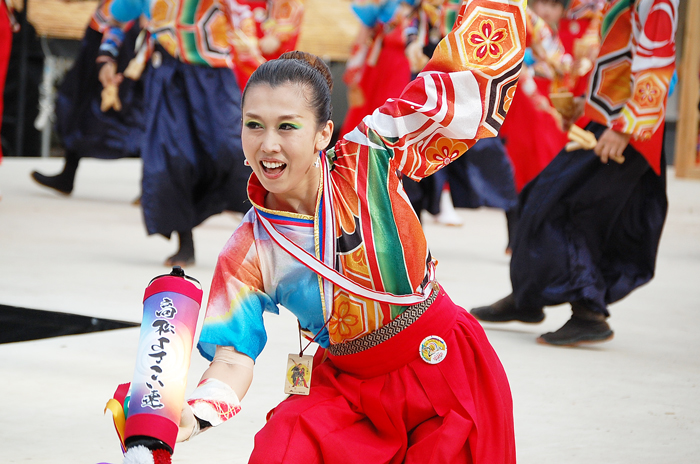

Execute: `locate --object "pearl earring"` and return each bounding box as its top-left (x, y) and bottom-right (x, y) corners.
top-left (244, 159), bottom-right (250, 166)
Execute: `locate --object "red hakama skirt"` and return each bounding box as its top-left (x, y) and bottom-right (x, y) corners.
top-left (250, 287), bottom-right (515, 464)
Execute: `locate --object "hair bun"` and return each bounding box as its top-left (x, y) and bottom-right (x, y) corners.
top-left (279, 51), bottom-right (333, 93)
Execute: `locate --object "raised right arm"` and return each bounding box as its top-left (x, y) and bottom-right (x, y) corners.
top-left (339, 0), bottom-right (527, 181)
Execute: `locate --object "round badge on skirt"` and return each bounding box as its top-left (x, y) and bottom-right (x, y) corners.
top-left (419, 335), bottom-right (447, 364)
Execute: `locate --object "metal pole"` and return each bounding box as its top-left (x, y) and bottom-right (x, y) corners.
top-left (14, 0), bottom-right (28, 156)
top-left (674, 0), bottom-right (700, 179)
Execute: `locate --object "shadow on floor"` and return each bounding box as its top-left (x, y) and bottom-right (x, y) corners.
top-left (0, 304), bottom-right (138, 343)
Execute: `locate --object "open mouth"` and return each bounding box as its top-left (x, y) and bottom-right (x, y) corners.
top-left (261, 160), bottom-right (287, 177)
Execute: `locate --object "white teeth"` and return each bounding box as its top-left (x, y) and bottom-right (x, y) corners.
top-left (262, 160), bottom-right (286, 169)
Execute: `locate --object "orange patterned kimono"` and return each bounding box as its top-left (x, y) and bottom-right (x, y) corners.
top-left (585, 0), bottom-right (677, 174)
top-left (144, 0), bottom-right (260, 69)
top-left (199, 0), bottom-right (527, 359)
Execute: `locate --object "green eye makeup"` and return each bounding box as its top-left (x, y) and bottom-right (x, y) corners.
top-left (245, 120), bottom-right (263, 128)
top-left (280, 122), bottom-right (303, 129)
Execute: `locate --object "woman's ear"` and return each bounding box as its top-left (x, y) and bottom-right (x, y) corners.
top-left (315, 120), bottom-right (334, 151)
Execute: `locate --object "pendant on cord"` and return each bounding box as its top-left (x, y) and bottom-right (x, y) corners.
top-left (285, 321), bottom-right (320, 396)
top-left (284, 353), bottom-right (313, 395)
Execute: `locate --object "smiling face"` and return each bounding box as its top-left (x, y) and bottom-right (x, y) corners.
top-left (242, 82), bottom-right (333, 214)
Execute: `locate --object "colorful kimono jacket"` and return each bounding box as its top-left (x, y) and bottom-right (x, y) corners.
top-left (585, 0), bottom-right (677, 175)
top-left (110, 0), bottom-right (260, 69)
top-left (198, 0), bottom-right (526, 362)
top-left (339, 0), bottom-right (417, 137)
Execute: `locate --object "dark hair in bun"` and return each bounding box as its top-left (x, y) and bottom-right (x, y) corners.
top-left (242, 51), bottom-right (333, 127)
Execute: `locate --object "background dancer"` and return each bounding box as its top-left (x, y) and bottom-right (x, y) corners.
top-left (339, 0), bottom-right (417, 138)
top-left (170, 0), bottom-right (526, 462)
top-left (501, 0), bottom-right (605, 192)
top-left (498, 5), bottom-right (569, 192)
top-left (232, 0), bottom-right (305, 88)
top-left (30, 0), bottom-right (144, 196)
top-left (108, 0), bottom-right (255, 267)
top-left (402, 0), bottom-right (519, 243)
top-left (557, 0), bottom-right (605, 97)
top-left (239, 0), bottom-right (305, 62)
top-left (471, 0), bottom-right (678, 347)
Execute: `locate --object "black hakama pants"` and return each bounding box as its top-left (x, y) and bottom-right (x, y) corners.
top-left (140, 47), bottom-right (250, 238)
top-left (55, 26), bottom-right (144, 159)
top-left (510, 122), bottom-right (667, 316)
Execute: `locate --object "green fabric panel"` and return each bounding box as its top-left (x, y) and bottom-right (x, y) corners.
top-left (366, 146), bottom-right (413, 303)
top-left (444, 0), bottom-right (461, 31)
top-left (601, 0), bottom-right (631, 38)
top-left (181, 32), bottom-right (207, 66)
top-left (179, 0), bottom-right (198, 25)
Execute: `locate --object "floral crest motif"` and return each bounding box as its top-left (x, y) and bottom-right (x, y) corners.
top-left (426, 137), bottom-right (469, 168)
top-left (635, 80), bottom-right (661, 108)
top-left (329, 301), bottom-right (359, 337)
top-left (468, 19), bottom-right (508, 62)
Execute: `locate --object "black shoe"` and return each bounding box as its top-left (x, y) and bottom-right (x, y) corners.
top-left (470, 294), bottom-right (545, 323)
top-left (31, 171), bottom-right (74, 195)
top-left (537, 315), bottom-right (614, 346)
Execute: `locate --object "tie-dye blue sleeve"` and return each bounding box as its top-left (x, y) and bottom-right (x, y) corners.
top-left (197, 287), bottom-right (278, 362)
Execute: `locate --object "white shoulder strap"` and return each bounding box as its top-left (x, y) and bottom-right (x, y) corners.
top-left (255, 209), bottom-right (434, 306)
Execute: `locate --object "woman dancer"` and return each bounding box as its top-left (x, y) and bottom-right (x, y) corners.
top-left (31, 0), bottom-right (144, 195)
top-left (175, 1), bottom-right (526, 462)
top-left (107, 0), bottom-right (252, 267)
top-left (471, 0), bottom-right (677, 346)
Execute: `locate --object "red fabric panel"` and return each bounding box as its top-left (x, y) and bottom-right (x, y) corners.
top-left (0, 4), bottom-right (13, 162)
top-left (340, 26), bottom-right (411, 138)
top-left (250, 288), bottom-right (515, 464)
top-left (558, 18), bottom-right (590, 56)
top-left (500, 86), bottom-right (568, 191)
top-left (152, 449), bottom-right (172, 464)
top-left (533, 75), bottom-right (551, 99)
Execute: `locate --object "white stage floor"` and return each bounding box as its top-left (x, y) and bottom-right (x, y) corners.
top-left (1, 157), bottom-right (698, 463)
